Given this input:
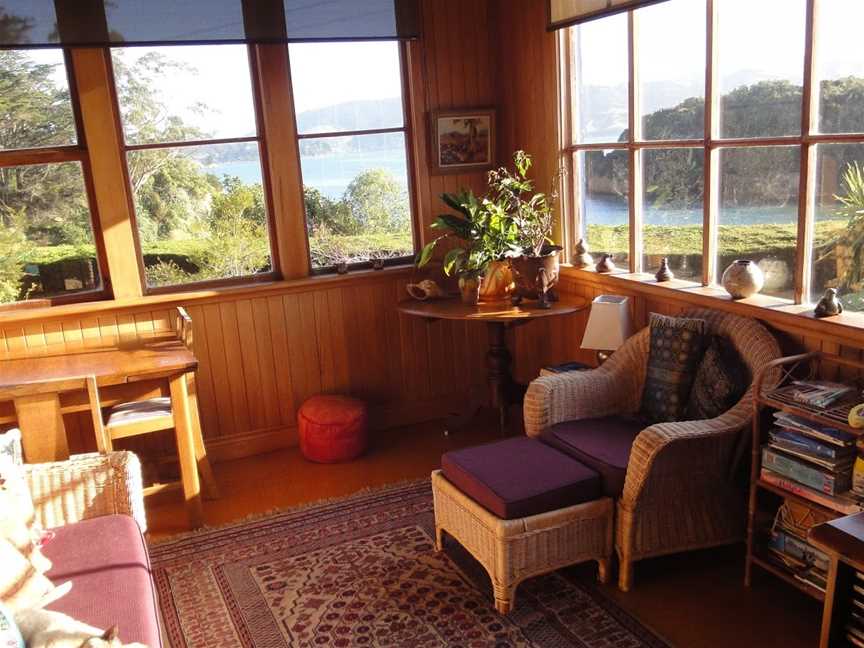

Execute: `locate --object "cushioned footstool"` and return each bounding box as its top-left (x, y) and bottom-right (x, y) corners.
top-left (432, 436), bottom-right (613, 614)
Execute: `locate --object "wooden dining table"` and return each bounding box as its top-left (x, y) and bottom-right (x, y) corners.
top-left (0, 334), bottom-right (207, 525)
top-left (398, 297), bottom-right (589, 431)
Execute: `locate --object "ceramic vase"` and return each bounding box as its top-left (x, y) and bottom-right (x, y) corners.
top-left (721, 259), bottom-right (764, 299)
top-left (572, 238), bottom-right (594, 269)
top-left (595, 254), bottom-right (616, 273)
top-left (655, 257), bottom-right (674, 282)
top-left (479, 260), bottom-right (515, 301)
top-left (508, 246), bottom-right (562, 309)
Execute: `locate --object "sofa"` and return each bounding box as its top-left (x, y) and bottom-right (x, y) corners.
top-left (23, 451), bottom-right (161, 647)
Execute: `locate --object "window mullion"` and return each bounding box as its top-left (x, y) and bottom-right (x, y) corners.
top-left (628, 10), bottom-right (642, 274)
top-left (794, 0), bottom-right (819, 304)
top-left (702, 0), bottom-right (719, 287)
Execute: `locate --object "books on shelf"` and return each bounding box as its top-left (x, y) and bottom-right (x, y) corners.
top-left (768, 528), bottom-right (829, 573)
top-left (769, 427), bottom-right (855, 462)
top-left (762, 446), bottom-right (852, 495)
top-left (773, 411), bottom-right (857, 447)
top-left (791, 380), bottom-right (856, 409)
top-left (760, 469), bottom-right (864, 514)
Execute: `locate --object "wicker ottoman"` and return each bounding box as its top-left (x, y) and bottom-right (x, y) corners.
top-left (431, 438), bottom-right (613, 614)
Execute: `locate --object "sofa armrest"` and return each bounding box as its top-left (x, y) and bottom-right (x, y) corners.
top-left (24, 451), bottom-right (147, 532)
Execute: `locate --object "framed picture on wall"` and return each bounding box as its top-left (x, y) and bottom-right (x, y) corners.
top-left (430, 109), bottom-right (496, 175)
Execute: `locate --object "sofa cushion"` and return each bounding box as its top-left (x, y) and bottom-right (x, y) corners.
top-left (42, 515), bottom-right (161, 648)
top-left (685, 334), bottom-right (750, 420)
top-left (441, 437), bottom-right (601, 520)
top-left (540, 416), bottom-right (644, 497)
top-left (640, 313), bottom-right (708, 423)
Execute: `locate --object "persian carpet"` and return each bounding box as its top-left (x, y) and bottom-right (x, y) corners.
top-left (149, 481), bottom-right (669, 648)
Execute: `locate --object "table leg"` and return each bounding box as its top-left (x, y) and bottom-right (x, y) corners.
top-left (169, 372), bottom-right (204, 528)
top-left (486, 322), bottom-right (512, 432)
top-left (187, 383), bottom-right (220, 500)
top-left (14, 393), bottom-right (69, 462)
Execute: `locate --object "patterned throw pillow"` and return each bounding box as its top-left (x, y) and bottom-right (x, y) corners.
top-left (639, 313), bottom-right (707, 424)
top-left (0, 459), bottom-right (51, 575)
top-left (685, 335), bottom-right (750, 420)
top-left (0, 429), bottom-right (23, 466)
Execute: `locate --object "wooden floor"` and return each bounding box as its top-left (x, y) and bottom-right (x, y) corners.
top-left (147, 413), bottom-right (821, 648)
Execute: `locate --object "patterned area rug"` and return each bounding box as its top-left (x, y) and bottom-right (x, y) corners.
top-left (150, 481), bottom-right (669, 647)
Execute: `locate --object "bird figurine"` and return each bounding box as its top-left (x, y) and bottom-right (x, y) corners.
top-left (655, 258), bottom-right (674, 282)
top-left (814, 288), bottom-right (843, 318)
top-left (573, 238), bottom-right (594, 269)
top-left (595, 254), bottom-right (616, 273)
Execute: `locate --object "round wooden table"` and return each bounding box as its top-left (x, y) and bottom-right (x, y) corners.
top-left (397, 297), bottom-right (589, 431)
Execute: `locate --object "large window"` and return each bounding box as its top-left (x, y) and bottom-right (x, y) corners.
top-left (0, 49), bottom-right (105, 305)
top-left (288, 41), bottom-right (415, 272)
top-left (111, 45), bottom-right (274, 289)
top-left (563, 0), bottom-right (864, 311)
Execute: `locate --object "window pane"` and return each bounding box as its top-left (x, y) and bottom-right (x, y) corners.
top-left (572, 13), bottom-right (629, 144)
top-left (579, 149), bottom-right (629, 268)
top-left (289, 42), bottom-right (404, 135)
top-left (815, 0), bottom-right (864, 135)
top-left (300, 133), bottom-right (412, 269)
top-left (638, 0), bottom-right (706, 141)
top-left (812, 144), bottom-right (864, 312)
top-left (643, 148), bottom-right (704, 281)
top-left (129, 143), bottom-right (273, 287)
top-left (111, 45), bottom-right (256, 145)
top-left (0, 162), bottom-right (100, 302)
top-left (716, 0), bottom-right (805, 138)
top-left (0, 49), bottom-right (76, 150)
top-left (717, 146), bottom-right (800, 299)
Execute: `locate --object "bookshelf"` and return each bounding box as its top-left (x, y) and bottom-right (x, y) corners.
top-left (745, 351), bottom-right (864, 604)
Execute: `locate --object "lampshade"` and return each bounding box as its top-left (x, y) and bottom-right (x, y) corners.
top-left (581, 295), bottom-right (633, 352)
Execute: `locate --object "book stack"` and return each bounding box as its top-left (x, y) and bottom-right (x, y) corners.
top-left (767, 518), bottom-right (829, 592)
top-left (848, 573), bottom-right (864, 647)
top-left (791, 380), bottom-right (856, 409)
top-left (761, 411), bottom-right (861, 510)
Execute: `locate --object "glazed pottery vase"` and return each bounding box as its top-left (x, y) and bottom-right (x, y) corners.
top-left (479, 260), bottom-right (515, 301)
top-left (508, 246), bottom-right (562, 309)
top-left (458, 274), bottom-right (482, 305)
top-left (655, 257), bottom-right (674, 282)
top-left (721, 259), bottom-right (764, 299)
top-left (595, 254), bottom-right (616, 273)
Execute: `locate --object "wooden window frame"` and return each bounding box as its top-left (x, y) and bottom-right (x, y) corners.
top-left (560, 0), bottom-right (864, 306)
top-left (106, 43), bottom-right (283, 296)
top-left (0, 49), bottom-right (113, 308)
top-left (290, 39), bottom-right (420, 276)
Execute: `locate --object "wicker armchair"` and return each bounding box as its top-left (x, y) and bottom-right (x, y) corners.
top-left (23, 451), bottom-right (147, 533)
top-left (524, 308), bottom-right (782, 590)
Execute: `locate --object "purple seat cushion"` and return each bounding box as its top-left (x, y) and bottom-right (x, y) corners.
top-left (43, 515), bottom-right (162, 648)
top-left (441, 436), bottom-right (601, 520)
top-left (540, 416), bottom-right (644, 497)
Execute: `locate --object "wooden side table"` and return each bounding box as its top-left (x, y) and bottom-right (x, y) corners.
top-left (810, 513), bottom-right (864, 647)
top-left (397, 298), bottom-right (589, 430)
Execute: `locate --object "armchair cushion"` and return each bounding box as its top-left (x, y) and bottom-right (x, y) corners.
top-left (441, 437), bottom-right (601, 519)
top-left (540, 416), bottom-right (644, 497)
top-left (685, 335), bottom-right (750, 420)
top-left (639, 313), bottom-right (707, 423)
top-left (44, 515), bottom-right (161, 648)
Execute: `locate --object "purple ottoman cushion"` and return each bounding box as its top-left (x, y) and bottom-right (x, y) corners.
top-left (43, 515), bottom-right (162, 648)
top-left (540, 416), bottom-right (644, 497)
top-left (441, 436), bottom-right (601, 519)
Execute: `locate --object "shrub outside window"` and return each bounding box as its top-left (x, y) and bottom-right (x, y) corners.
top-left (0, 49), bottom-right (105, 305)
top-left (562, 0), bottom-right (864, 312)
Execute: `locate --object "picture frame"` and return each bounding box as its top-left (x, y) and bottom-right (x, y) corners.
top-left (430, 108), bottom-right (496, 175)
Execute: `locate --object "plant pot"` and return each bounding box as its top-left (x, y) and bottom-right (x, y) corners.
top-left (458, 275), bottom-right (482, 305)
top-left (479, 260), bottom-right (514, 301)
top-left (721, 259), bottom-right (764, 299)
top-left (508, 246), bottom-right (562, 309)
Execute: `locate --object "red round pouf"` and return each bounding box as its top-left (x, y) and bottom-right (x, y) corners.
top-left (298, 395), bottom-right (368, 463)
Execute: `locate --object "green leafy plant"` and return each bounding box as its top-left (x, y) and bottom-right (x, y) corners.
top-left (829, 161), bottom-right (864, 293)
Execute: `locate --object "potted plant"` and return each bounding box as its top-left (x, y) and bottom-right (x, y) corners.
top-left (489, 150), bottom-right (562, 308)
top-left (416, 190), bottom-right (514, 304)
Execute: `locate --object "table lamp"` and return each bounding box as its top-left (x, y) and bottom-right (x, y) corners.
top-left (581, 295), bottom-right (633, 364)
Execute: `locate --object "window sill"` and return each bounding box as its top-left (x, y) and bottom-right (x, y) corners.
top-left (0, 264), bottom-right (415, 326)
top-left (561, 266), bottom-right (864, 344)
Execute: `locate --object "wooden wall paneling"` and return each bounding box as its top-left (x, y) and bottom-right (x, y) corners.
top-left (200, 303), bottom-right (236, 437)
top-left (313, 288), bottom-right (348, 395)
top-left (218, 301), bottom-right (252, 436)
top-left (282, 293), bottom-right (321, 409)
top-left (266, 295), bottom-right (297, 426)
top-left (185, 304), bottom-right (221, 439)
top-left (234, 300), bottom-right (267, 430)
top-left (250, 297), bottom-right (283, 430)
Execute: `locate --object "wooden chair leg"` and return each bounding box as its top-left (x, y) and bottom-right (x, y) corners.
top-left (597, 558), bottom-right (611, 584)
top-left (618, 558), bottom-right (634, 592)
top-left (187, 387), bottom-right (219, 500)
top-left (435, 526), bottom-right (444, 552)
top-left (169, 373), bottom-right (204, 528)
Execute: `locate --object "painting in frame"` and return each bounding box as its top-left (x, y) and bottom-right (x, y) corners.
top-left (430, 109), bottom-right (496, 175)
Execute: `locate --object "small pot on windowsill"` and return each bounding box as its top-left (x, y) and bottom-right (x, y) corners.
top-left (336, 262), bottom-right (349, 275)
